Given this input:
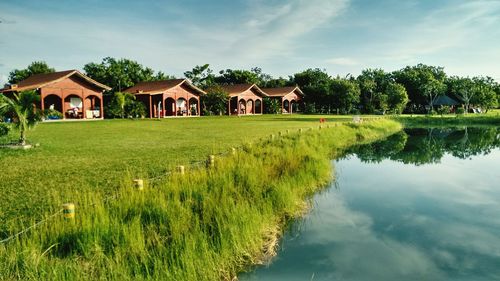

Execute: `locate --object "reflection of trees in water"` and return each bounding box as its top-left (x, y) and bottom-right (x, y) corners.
top-left (347, 127), bottom-right (500, 165)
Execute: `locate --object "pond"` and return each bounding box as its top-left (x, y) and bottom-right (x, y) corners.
top-left (242, 127), bottom-right (500, 281)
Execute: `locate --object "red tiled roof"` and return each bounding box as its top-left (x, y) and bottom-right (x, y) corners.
top-left (261, 86), bottom-right (304, 97)
top-left (124, 79), bottom-right (206, 95)
top-left (219, 84), bottom-right (268, 97)
top-left (0, 70), bottom-right (111, 92)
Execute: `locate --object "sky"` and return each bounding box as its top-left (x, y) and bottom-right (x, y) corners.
top-left (0, 0), bottom-right (499, 85)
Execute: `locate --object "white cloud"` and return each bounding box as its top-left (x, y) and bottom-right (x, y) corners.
top-left (326, 57), bottom-right (360, 66)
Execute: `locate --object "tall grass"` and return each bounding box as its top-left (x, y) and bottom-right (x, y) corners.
top-left (0, 119), bottom-right (401, 280)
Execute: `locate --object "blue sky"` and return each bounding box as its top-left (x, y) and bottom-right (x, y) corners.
top-left (1, 0), bottom-right (499, 85)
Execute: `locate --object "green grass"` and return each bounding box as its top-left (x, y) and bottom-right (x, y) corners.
top-left (0, 116), bottom-right (401, 280)
top-left (0, 115), bottom-right (357, 226)
top-left (394, 113), bottom-right (500, 127)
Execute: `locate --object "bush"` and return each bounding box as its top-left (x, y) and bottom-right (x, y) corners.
top-left (456, 107), bottom-right (465, 115)
top-left (437, 105), bottom-right (451, 116)
top-left (0, 122), bottom-right (11, 137)
top-left (43, 109), bottom-right (63, 119)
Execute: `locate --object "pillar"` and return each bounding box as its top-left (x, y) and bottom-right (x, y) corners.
top-left (237, 98), bottom-right (241, 116)
top-left (100, 95), bottom-right (103, 118)
top-left (82, 95), bottom-right (86, 119)
top-left (149, 95), bottom-right (152, 118)
top-left (62, 94), bottom-right (66, 119)
top-left (260, 98), bottom-right (263, 114)
top-left (162, 94), bottom-right (165, 118)
top-left (198, 98), bottom-right (200, 116)
top-left (281, 98), bottom-right (284, 114)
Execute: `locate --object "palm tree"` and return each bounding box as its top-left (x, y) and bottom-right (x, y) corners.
top-left (113, 92), bottom-right (136, 118)
top-left (0, 90), bottom-right (42, 145)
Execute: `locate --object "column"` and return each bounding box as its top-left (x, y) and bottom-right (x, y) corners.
top-left (260, 99), bottom-right (263, 114)
top-left (162, 94), bottom-right (165, 118)
top-left (197, 98), bottom-right (200, 116)
top-left (149, 95), bottom-right (152, 118)
top-left (227, 98), bottom-right (231, 115)
top-left (100, 96), bottom-right (103, 118)
top-left (62, 94), bottom-right (66, 119)
top-left (237, 98), bottom-right (241, 116)
top-left (281, 98), bottom-right (284, 114)
top-left (253, 100), bottom-right (256, 115)
top-left (82, 95), bottom-right (86, 119)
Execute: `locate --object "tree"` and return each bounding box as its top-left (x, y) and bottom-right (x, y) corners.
top-left (292, 69), bottom-right (331, 111)
top-left (448, 76), bottom-right (476, 113)
top-left (83, 57), bottom-right (171, 94)
top-left (393, 64), bottom-right (447, 113)
top-left (107, 92), bottom-right (142, 118)
top-left (214, 69), bottom-right (261, 85)
top-left (471, 76), bottom-right (498, 112)
top-left (385, 82), bottom-right (409, 114)
top-left (0, 90), bottom-right (42, 145)
top-left (201, 85), bottom-right (229, 115)
top-left (330, 78), bottom-right (361, 114)
top-left (263, 97), bottom-right (281, 114)
top-left (184, 64), bottom-right (215, 89)
top-left (357, 69), bottom-right (392, 113)
top-left (8, 61), bottom-right (55, 84)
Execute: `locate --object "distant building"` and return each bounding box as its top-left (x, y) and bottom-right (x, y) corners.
top-left (124, 79), bottom-right (206, 118)
top-left (261, 86), bottom-right (304, 114)
top-left (220, 84), bottom-right (268, 115)
top-left (0, 70), bottom-right (111, 120)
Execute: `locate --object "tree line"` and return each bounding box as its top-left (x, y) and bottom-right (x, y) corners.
top-left (6, 58), bottom-right (500, 118)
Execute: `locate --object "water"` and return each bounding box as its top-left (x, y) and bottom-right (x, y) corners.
top-left (242, 127), bottom-right (500, 281)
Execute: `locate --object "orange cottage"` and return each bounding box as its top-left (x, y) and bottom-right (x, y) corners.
top-left (261, 86), bottom-right (304, 114)
top-left (220, 84), bottom-right (268, 115)
top-left (0, 70), bottom-right (110, 120)
top-left (124, 79), bottom-right (206, 118)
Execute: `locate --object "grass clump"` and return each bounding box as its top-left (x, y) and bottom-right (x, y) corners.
top-left (0, 119), bottom-right (401, 280)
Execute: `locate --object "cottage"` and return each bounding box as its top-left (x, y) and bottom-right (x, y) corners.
top-left (124, 79), bottom-right (205, 118)
top-left (262, 86), bottom-right (304, 114)
top-left (220, 84), bottom-right (268, 115)
top-left (0, 70), bottom-right (110, 120)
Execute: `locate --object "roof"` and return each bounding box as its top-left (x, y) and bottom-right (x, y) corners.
top-left (261, 86), bottom-right (304, 97)
top-left (434, 95), bottom-right (460, 106)
top-left (124, 79), bottom-right (206, 95)
top-left (0, 70), bottom-right (111, 93)
top-left (219, 84), bottom-right (268, 97)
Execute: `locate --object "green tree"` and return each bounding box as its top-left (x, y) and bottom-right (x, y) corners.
top-left (8, 61), bottom-right (55, 84)
top-left (107, 92), bottom-right (140, 118)
top-left (214, 69), bottom-right (261, 85)
top-left (84, 57), bottom-right (171, 94)
top-left (386, 82), bottom-right (409, 114)
top-left (263, 97), bottom-right (281, 114)
top-left (0, 90), bottom-right (42, 145)
top-left (330, 78), bottom-right (361, 114)
top-left (184, 64), bottom-right (215, 89)
top-left (471, 76), bottom-right (498, 112)
top-left (201, 85), bottom-right (229, 115)
top-left (448, 76), bottom-right (476, 113)
top-left (292, 68), bottom-right (331, 111)
top-left (357, 69), bottom-right (392, 113)
top-left (393, 64), bottom-right (447, 112)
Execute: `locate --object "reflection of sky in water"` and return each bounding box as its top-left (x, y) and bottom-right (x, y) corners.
top-left (242, 148), bottom-right (500, 281)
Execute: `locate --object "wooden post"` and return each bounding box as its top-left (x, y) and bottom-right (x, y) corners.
top-left (63, 203), bottom-right (75, 220)
top-left (133, 179), bottom-right (144, 191)
top-left (208, 155), bottom-right (215, 168)
top-left (162, 94), bottom-right (165, 118)
top-left (40, 92), bottom-right (45, 112)
top-left (82, 95), bottom-right (86, 119)
top-left (177, 165), bottom-right (185, 175)
top-left (62, 94), bottom-right (66, 119)
top-left (149, 95), bottom-right (152, 118)
top-left (99, 95), bottom-right (104, 118)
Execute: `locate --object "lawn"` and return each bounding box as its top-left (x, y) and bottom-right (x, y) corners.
top-left (0, 114), bottom-right (360, 227)
top-left (0, 117), bottom-right (401, 280)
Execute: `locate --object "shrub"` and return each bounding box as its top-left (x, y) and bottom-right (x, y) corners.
top-left (456, 107), bottom-right (465, 115)
top-left (437, 105), bottom-right (451, 116)
top-left (43, 109), bottom-right (63, 119)
top-left (0, 122), bottom-right (10, 137)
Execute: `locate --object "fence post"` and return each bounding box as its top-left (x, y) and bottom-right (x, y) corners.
top-left (208, 155), bottom-right (215, 168)
top-left (63, 203), bottom-right (75, 220)
top-left (133, 179), bottom-right (144, 191)
top-left (177, 165), bottom-right (185, 175)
